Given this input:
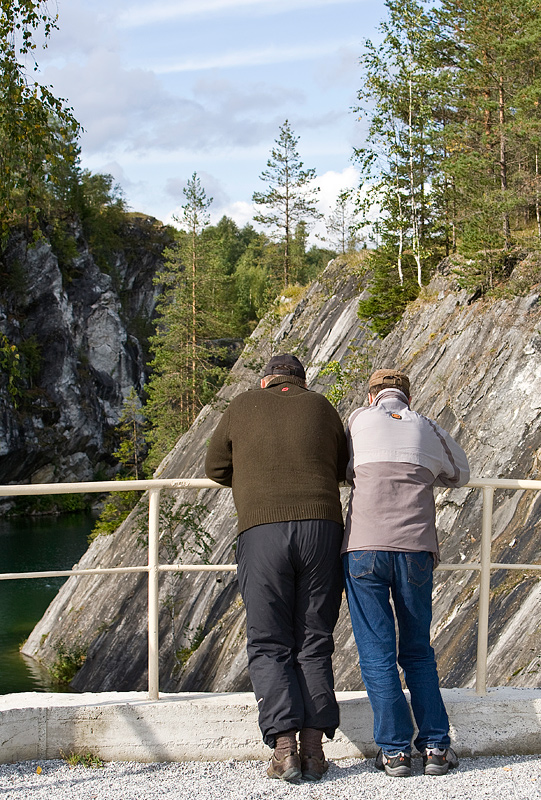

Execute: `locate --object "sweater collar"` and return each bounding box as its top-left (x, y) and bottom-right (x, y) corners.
top-left (264, 375), bottom-right (307, 390)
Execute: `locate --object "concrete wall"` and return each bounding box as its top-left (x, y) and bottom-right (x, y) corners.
top-left (0, 688), bottom-right (540, 764)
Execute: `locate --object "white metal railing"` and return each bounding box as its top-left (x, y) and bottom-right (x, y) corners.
top-left (0, 476), bottom-right (540, 699)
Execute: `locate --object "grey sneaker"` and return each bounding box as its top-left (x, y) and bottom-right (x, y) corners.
top-left (422, 746), bottom-right (459, 775)
top-left (375, 748), bottom-right (411, 777)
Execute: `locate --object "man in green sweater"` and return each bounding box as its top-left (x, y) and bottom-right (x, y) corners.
top-left (205, 354), bottom-right (348, 783)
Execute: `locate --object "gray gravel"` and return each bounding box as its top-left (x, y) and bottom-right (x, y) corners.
top-left (1, 755), bottom-right (540, 799)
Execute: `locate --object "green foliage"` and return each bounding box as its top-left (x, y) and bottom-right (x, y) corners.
top-left (175, 624), bottom-right (206, 670)
top-left (232, 234), bottom-right (280, 330)
top-left (144, 174), bottom-right (236, 470)
top-left (112, 388), bottom-right (146, 480)
top-left (136, 493), bottom-right (213, 564)
top-left (0, 1), bottom-right (81, 240)
top-left (48, 639), bottom-right (87, 685)
top-left (0, 333), bottom-right (23, 402)
top-left (353, 0), bottom-right (541, 313)
top-left (135, 492), bottom-right (214, 643)
top-left (323, 190), bottom-right (361, 254)
top-left (357, 248), bottom-right (422, 337)
top-left (89, 389), bottom-right (148, 541)
top-left (88, 486), bottom-right (140, 542)
top-left (319, 346), bottom-right (374, 407)
top-left (77, 171), bottom-right (127, 270)
top-left (60, 751), bottom-right (104, 769)
top-left (9, 493), bottom-right (89, 516)
top-left (0, 332), bottom-right (42, 413)
top-left (17, 335), bottom-right (41, 382)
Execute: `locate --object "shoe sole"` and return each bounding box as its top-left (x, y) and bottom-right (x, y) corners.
top-left (267, 767), bottom-right (302, 782)
top-left (302, 767), bottom-right (328, 781)
top-left (424, 762), bottom-right (457, 776)
top-left (376, 757), bottom-right (411, 777)
top-left (384, 765), bottom-right (411, 777)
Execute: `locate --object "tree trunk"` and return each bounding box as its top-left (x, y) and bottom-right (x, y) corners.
top-left (191, 224), bottom-right (197, 423)
top-left (499, 76), bottom-right (511, 248)
top-left (408, 78), bottom-right (422, 287)
top-left (535, 147), bottom-right (541, 239)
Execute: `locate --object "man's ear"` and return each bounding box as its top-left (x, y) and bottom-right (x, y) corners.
top-left (261, 377), bottom-right (268, 388)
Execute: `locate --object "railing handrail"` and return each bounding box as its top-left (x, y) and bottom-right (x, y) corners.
top-left (1, 476), bottom-right (540, 698)
top-left (1, 475), bottom-right (541, 497)
top-left (0, 477), bottom-right (220, 496)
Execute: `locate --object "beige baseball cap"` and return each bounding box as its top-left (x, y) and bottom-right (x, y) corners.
top-left (368, 368), bottom-right (410, 397)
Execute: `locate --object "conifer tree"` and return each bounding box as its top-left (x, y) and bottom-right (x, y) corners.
top-left (253, 120), bottom-right (321, 287)
top-left (144, 174), bottom-right (232, 469)
top-left (436, 0), bottom-right (541, 255)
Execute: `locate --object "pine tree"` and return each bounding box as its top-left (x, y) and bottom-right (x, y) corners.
top-left (144, 175), bottom-right (233, 470)
top-left (253, 120), bottom-right (321, 287)
top-left (113, 388), bottom-right (146, 480)
top-left (436, 0), bottom-right (541, 255)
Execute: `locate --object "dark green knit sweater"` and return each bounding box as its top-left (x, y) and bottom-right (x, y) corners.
top-left (205, 376), bottom-right (348, 533)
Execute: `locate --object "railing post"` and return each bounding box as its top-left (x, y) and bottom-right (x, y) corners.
top-left (476, 485), bottom-right (494, 695)
top-left (148, 488), bottom-right (161, 701)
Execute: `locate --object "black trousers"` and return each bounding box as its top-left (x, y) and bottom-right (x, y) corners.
top-left (236, 519), bottom-right (343, 748)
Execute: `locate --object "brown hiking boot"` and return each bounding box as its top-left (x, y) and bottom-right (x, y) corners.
top-left (267, 752), bottom-right (302, 781)
top-left (299, 727), bottom-right (328, 781)
top-left (301, 754), bottom-right (329, 781)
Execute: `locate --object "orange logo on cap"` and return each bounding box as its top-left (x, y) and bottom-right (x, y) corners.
top-left (391, 413), bottom-right (402, 419)
top-left (282, 387), bottom-right (289, 392)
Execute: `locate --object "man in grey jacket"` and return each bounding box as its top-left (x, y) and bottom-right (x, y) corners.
top-left (342, 369), bottom-right (469, 777)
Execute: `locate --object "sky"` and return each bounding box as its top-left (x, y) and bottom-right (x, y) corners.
top-left (36, 0), bottom-right (387, 240)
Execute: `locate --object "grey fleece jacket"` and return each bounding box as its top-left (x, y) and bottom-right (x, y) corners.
top-left (342, 389), bottom-right (470, 558)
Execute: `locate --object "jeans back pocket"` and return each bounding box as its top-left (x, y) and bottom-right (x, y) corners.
top-left (405, 551), bottom-right (433, 586)
top-left (348, 550), bottom-right (377, 578)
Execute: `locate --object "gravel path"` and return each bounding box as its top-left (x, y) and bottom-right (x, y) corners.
top-left (1, 755), bottom-right (540, 800)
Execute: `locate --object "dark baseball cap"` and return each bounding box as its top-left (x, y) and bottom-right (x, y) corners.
top-left (263, 354), bottom-right (306, 380)
top-left (368, 368), bottom-right (410, 396)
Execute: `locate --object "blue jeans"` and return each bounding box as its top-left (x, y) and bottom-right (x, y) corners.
top-left (343, 550), bottom-right (450, 754)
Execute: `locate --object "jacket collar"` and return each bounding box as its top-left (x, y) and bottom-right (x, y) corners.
top-left (372, 388), bottom-right (409, 408)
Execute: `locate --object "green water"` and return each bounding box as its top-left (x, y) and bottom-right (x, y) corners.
top-left (0, 514), bottom-right (93, 694)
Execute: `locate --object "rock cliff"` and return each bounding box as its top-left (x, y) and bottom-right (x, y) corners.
top-left (22, 255), bottom-right (541, 691)
top-left (0, 217), bottom-right (170, 493)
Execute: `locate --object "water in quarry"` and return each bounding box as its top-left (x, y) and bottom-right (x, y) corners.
top-left (0, 514), bottom-right (92, 694)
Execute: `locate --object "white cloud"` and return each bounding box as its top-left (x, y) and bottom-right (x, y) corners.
top-left (150, 39), bottom-right (361, 74)
top-left (210, 200), bottom-right (257, 229)
top-left (43, 49), bottom-right (340, 157)
top-left (308, 166), bottom-right (360, 243)
top-left (165, 172), bottom-right (230, 208)
top-left (193, 76), bottom-right (304, 113)
top-left (44, 0), bottom-right (118, 60)
top-left (314, 166), bottom-right (359, 212)
top-left (121, 0), bottom-right (366, 27)
top-left (43, 54), bottom-right (280, 154)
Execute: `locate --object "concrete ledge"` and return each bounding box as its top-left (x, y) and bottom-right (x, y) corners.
top-left (0, 688), bottom-right (540, 764)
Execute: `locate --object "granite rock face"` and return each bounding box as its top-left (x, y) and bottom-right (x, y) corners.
top-left (22, 257), bottom-right (541, 692)
top-left (0, 218), bottom-right (168, 490)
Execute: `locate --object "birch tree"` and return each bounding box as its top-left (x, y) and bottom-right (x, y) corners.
top-left (0, 1), bottom-right (80, 238)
